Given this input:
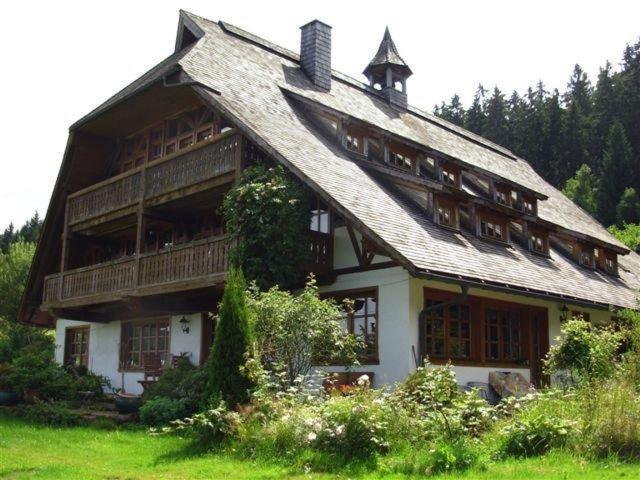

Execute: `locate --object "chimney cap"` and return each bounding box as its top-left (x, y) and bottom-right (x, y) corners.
top-left (300, 19), bottom-right (332, 30)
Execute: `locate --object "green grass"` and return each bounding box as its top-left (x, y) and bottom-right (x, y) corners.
top-left (0, 414), bottom-right (638, 479)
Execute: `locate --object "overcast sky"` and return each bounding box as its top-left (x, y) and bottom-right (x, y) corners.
top-left (1, 0), bottom-right (639, 231)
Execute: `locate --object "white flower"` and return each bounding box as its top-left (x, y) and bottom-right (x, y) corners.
top-left (335, 425), bottom-right (345, 437)
top-left (307, 432), bottom-right (317, 442)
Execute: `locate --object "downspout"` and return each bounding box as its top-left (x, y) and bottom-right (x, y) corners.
top-left (413, 284), bottom-right (469, 368)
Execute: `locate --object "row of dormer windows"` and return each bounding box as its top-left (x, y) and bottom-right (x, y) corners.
top-left (311, 110), bottom-right (619, 276)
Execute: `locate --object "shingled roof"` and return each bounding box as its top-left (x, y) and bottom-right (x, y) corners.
top-left (64, 11), bottom-right (640, 309)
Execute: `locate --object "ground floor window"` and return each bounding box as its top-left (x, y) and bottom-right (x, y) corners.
top-left (420, 289), bottom-right (549, 377)
top-left (326, 288), bottom-right (378, 363)
top-left (64, 326), bottom-right (90, 367)
top-left (120, 318), bottom-right (170, 371)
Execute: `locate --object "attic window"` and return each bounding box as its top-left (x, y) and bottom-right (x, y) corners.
top-left (478, 212), bottom-right (508, 242)
top-left (577, 244), bottom-right (596, 269)
top-left (387, 142), bottom-right (416, 172)
top-left (441, 163), bottom-right (461, 188)
top-left (597, 248), bottom-right (618, 276)
top-left (435, 196), bottom-right (459, 230)
top-left (495, 185), bottom-right (511, 206)
top-left (522, 196), bottom-right (536, 216)
top-left (529, 229), bottom-right (549, 255)
top-left (345, 127), bottom-right (365, 155)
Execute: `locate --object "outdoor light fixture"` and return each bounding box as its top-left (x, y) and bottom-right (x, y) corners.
top-left (559, 304), bottom-right (569, 322)
top-left (179, 316), bottom-right (190, 334)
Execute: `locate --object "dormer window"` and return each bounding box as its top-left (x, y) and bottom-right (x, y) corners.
top-left (441, 163), bottom-right (461, 189)
top-left (435, 196), bottom-right (459, 230)
top-left (495, 185), bottom-right (511, 207)
top-left (522, 195), bottom-right (537, 216)
top-left (388, 142), bottom-right (415, 172)
top-left (478, 212), bottom-right (508, 243)
top-left (597, 248), bottom-right (618, 276)
top-left (529, 228), bottom-right (549, 256)
top-left (576, 243), bottom-right (596, 269)
top-left (346, 131), bottom-right (363, 154)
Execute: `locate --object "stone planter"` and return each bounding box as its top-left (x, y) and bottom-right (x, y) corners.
top-left (114, 393), bottom-right (142, 414)
top-left (0, 391), bottom-right (20, 406)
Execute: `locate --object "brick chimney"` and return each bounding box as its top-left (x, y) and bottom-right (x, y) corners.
top-left (300, 20), bottom-right (332, 91)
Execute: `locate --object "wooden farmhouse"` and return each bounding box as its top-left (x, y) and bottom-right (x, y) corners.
top-left (20, 11), bottom-right (640, 393)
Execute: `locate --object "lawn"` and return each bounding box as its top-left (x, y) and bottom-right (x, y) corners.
top-left (0, 414), bottom-right (637, 479)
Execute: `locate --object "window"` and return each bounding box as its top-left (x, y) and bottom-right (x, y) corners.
top-left (120, 319), bottom-right (170, 370)
top-left (345, 127), bottom-right (364, 154)
top-left (578, 245), bottom-right (595, 268)
top-left (441, 163), bottom-right (460, 188)
top-left (329, 289), bottom-right (378, 362)
top-left (435, 197), bottom-right (459, 229)
top-left (479, 214), bottom-right (507, 242)
top-left (484, 308), bottom-right (523, 363)
top-left (310, 197), bottom-right (330, 234)
top-left (529, 230), bottom-right (549, 255)
top-left (64, 327), bottom-right (90, 367)
top-left (523, 196), bottom-right (536, 215)
top-left (597, 248), bottom-right (618, 275)
top-left (423, 300), bottom-right (471, 359)
top-left (495, 186), bottom-right (511, 206)
top-left (389, 151), bottom-right (412, 171)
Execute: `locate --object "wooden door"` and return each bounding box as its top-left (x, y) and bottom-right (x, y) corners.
top-left (529, 307), bottom-right (549, 387)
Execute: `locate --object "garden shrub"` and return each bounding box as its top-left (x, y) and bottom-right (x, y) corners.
top-left (143, 358), bottom-right (207, 414)
top-left (23, 402), bottom-right (84, 427)
top-left (546, 318), bottom-right (622, 384)
top-left (140, 397), bottom-right (189, 427)
top-left (498, 413), bottom-right (573, 457)
top-left (162, 400), bottom-right (241, 446)
top-left (426, 438), bottom-right (479, 474)
top-left (394, 363), bottom-right (460, 410)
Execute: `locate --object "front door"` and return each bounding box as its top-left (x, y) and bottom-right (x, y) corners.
top-left (200, 311), bottom-right (217, 365)
top-left (529, 307), bottom-right (549, 387)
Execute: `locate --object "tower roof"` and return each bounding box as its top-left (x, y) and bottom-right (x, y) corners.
top-left (363, 27), bottom-right (412, 78)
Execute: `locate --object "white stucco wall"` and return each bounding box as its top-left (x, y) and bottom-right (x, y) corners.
top-left (333, 226), bottom-right (391, 269)
top-left (55, 313), bottom-right (202, 395)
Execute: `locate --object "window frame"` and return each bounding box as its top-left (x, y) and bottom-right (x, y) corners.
top-left (435, 195), bottom-right (460, 230)
top-left (421, 289), bottom-right (538, 369)
top-left (597, 248), bottom-right (618, 276)
top-left (477, 211), bottom-right (509, 243)
top-left (440, 162), bottom-right (462, 189)
top-left (64, 326), bottom-right (90, 368)
top-left (324, 287), bottom-right (379, 364)
top-left (119, 318), bottom-right (171, 372)
top-left (529, 227), bottom-right (549, 256)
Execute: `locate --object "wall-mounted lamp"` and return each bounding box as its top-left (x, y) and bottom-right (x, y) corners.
top-left (559, 304), bottom-right (569, 322)
top-left (179, 316), bottom-right (191, 334)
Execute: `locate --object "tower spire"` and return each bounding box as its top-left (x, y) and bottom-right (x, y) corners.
top-left (363, 27), bottom-right (412, 108)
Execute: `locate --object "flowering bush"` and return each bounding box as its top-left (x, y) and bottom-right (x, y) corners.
top-left (498, 413), bottom-right (574, 457)
top-left (158, 400), bottom-right (241, 445)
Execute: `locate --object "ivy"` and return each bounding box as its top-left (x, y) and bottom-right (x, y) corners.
top-left (223, 164), bottom-right (310, 289)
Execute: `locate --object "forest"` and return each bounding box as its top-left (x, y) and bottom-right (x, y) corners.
top-left (434, 37), bottom-right (640, 250)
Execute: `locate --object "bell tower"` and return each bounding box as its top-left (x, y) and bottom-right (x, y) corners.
top-left (363, 27), bottom-right (413, 108)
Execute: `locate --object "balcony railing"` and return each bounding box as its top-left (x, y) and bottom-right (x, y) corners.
top-left (66, 130), bottom-right (240, 226)
top-left (43, 236), bottom-right (231, 305)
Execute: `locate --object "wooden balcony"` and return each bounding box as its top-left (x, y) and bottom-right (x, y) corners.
top-left (66, 130), bottom-right (240, 227)
top-left (42, 236), bottom-right (231, 308)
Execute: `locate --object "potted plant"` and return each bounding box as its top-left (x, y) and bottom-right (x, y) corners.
top-left (0, 363), bottom-right (20, 406)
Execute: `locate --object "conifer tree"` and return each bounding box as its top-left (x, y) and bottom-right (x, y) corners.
top-left (464, 84), bottom-right (486, 135)
top-left (206, 267), bottom-right (254, 407)
top-left (599, 121), bottom-right (633, 225)
top-left (562, 164), bottom-right (600, 217)
top-left (616, 187), bottom-right (640, 225)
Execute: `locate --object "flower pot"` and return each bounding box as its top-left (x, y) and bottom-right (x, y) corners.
top-left (114, 393), bottom-right (142, 414)
top-left (0, 391), bottom-right (20, 406)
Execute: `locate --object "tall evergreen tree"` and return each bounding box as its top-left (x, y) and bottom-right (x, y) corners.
top-left (562, 164), bottom-right (600, 217)
top-left (464, 84), bottom-right (486, 135)
top-left (206, 267), bottom-right (254, 407)
top-left (599, 121), bottom-right (633, 225)
top-left (541, 89), bottom-right (563, 183)
top-left (483, 87), bottom-right (510, 146)
top-left (435, 94), bottom-right (465, 126)
top-left (591, 62), bottom-right (618, 171)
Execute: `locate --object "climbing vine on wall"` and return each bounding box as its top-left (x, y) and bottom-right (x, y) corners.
top-left (222, 164), bottom-right (310, 289)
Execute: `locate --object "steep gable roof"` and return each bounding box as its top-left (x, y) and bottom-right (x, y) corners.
top-left (25, 10), bottom-right (639, 317)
